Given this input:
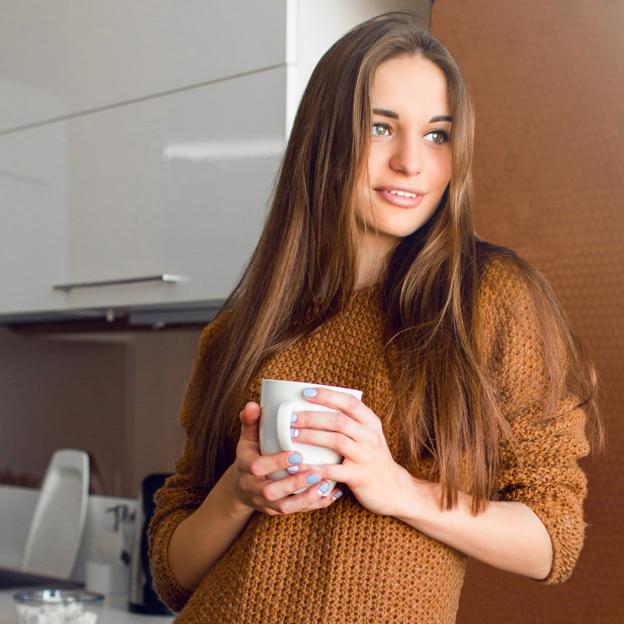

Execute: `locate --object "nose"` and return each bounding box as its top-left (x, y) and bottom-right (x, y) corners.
top-left (389, 134), bottom-right (424, 175)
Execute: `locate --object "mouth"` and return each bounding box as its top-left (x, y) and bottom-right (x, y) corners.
top-left (375, 187), bottom-right (425, 208)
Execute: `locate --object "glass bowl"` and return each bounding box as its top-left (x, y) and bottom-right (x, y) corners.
top-left (13, 588), bottom-right (104, 624)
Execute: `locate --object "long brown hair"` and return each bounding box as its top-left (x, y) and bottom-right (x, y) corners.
top-left (184, 11), bottom-right (605, 514)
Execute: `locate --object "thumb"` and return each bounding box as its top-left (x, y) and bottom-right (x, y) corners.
top-left (239, 401), bottom-right (261, 441)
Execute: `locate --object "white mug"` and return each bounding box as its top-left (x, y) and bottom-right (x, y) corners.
top-left (259, 379), bottom-right (363, 496)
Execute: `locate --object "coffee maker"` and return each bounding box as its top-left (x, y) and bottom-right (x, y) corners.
top-left (128, 473), bottom-right (173, 614)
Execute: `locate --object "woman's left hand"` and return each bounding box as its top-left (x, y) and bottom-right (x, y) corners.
top-left (291, 387), bottom-right (413, 517)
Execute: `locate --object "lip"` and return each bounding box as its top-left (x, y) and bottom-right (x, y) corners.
top-left (375, 186), bottom-right (426, 208)
top-left (375, 184), bottom-right (426, 195)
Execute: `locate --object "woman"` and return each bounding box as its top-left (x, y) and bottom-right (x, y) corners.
top-left (148, 11), bottom-right (605, 623)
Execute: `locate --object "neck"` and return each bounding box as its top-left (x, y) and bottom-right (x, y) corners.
top-left (355, 230), bottom-right (398, 289)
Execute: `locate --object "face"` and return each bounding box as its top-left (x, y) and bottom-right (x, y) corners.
top-left (353, 54), bottom-right (453, 247)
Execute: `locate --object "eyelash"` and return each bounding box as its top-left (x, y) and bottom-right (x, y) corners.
top-left (371, 121), bottom-right (450, 144)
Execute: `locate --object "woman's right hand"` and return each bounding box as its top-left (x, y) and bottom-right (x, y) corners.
top-left (229, 401), bottom-right (343, 516)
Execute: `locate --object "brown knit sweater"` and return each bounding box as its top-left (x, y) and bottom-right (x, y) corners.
top-left (148, 257), bottom-right (590, 623)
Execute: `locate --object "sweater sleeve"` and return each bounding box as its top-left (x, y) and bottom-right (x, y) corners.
top-left (147, 311), bottom-right (232, 613)
top-left (480, 259), bottom-right (591, 585)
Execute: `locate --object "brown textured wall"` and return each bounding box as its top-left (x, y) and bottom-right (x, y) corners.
top-left (431, 1), bottom-right (622, 622)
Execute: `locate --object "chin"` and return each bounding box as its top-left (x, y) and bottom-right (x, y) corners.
top-left (356, 207), bottom-right (434, 241)
top-left (375, 216), bottom-right (431, 239)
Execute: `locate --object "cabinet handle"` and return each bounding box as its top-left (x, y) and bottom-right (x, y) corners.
top-left (52, 273), bottom-right (189, 292)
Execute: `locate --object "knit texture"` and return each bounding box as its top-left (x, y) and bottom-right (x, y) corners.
top-left (148, 257), bottom-right (590, 623)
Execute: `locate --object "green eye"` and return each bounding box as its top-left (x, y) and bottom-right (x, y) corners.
top-left (425, 130), bottom-right (450, 144)
top-left (371, 122), bottom-right (391, 137)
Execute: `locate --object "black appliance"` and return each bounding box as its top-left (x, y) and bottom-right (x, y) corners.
top-left (128, 473), bottom-right (173, 615)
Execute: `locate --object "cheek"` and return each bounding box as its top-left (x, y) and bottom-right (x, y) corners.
top-left (367, 149), bottom-right (385, 178)
top-left (354, 154), bottom-right (379, 206)
top-left (431, 151), bottom-right (452, 189)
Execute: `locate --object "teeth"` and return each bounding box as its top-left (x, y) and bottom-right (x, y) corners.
top-left (388, 189), bottom-right (418, 198)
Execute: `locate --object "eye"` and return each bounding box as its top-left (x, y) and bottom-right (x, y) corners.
top-left (425, 129), bottom-right (450, 145)
top-left (371, 121), bottom-right (391, 137)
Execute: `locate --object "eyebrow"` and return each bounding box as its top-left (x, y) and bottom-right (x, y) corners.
top-left (372, 108), bottom-right (453, 123)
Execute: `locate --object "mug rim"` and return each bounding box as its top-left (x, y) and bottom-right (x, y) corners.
top-left (261, 378), bottom-right (363, 397)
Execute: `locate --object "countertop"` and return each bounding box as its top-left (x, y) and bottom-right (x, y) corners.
top-left (0, 589), bottom-right (175, 623)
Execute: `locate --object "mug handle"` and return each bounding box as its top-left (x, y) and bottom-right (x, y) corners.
top-left (276, 400), bottom-right (340, 498)
top-left (276, 400), bottom-right (299, 452)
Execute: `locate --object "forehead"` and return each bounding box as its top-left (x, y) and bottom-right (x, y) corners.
top-left (370, 54), bottom-right (450, 118)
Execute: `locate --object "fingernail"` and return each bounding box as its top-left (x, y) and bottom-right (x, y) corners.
top-left (290, 427), bottom-right (299, 438)
top-left (332, 490), bottom-right (343, 500)
top-left (306, 474), bottom-right (320, 484)
top-left (290, 412), bottom-right (298, 423)
top-left (287, 465), bottom-right (299, 473)
top-left (288, 453), bottom-right (302, 464)
top-left (316, 482), bottom-right (330, 496)
top-left (302, 388), bottom-right (317, 398)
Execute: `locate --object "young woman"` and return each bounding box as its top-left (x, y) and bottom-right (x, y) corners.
top-left (148, 11), bottom-right (605, 623)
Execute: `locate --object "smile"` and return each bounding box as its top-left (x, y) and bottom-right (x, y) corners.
top-left (376, 189), bottom-right (425, 208)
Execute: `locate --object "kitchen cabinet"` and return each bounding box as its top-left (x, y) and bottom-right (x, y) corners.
top-left (0, 123), bottom-right (69, 315)
top-left (0, 0), bottom-right (287, 133)
top-left (1, 64), bottom-right (285, 316)
top-left (54, 68), bottom-right (285, 312)
top-left (0, 0), bottom-right (426, 317)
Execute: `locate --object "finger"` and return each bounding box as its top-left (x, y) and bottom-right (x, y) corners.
top-left (290, 410), bottom-right (370, 444)
top-left (300, 388), bottom-right (373, 426)
top-left (307, 463), bottom-right (351, 485)
top-left (330, 485), bottom-right (344, 501)
top-left (259, 469), bottom-right (324, 503)
top-left (246, 450), bottom-right (304, 478)
top-left (239, 401), bottom-right (261, 436)
top-left (239, 401), bottom-right (261, 453)
top-left (300, 481), bottom-right (342, 505)
top-left (277, 479), bottom-right (342, 514)
top-left (290, 427), bottom-right (365, 463)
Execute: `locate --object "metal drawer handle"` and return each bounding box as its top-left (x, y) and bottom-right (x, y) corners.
top-left (52, 273), bottom-right (189, 292)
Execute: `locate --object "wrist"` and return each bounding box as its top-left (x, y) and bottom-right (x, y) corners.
top-left (393, 470), bottom-right (439, 527)
top-left (220, 464), bottom-right (255, 518)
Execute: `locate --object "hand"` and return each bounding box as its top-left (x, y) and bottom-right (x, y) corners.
top-left (229, 401), bottom-right (343, 516)
top-left (290, 388), bottom-right (412, 517)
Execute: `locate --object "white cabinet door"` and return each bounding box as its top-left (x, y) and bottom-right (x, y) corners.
top-left (0, 124), bottom-right (69, 315)
top-left (61, 66), bottom-right (287, 311)
top-left (0, 0), bottom-right (287, 132)
top-left (0, 67), bottom-right (286, 315)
